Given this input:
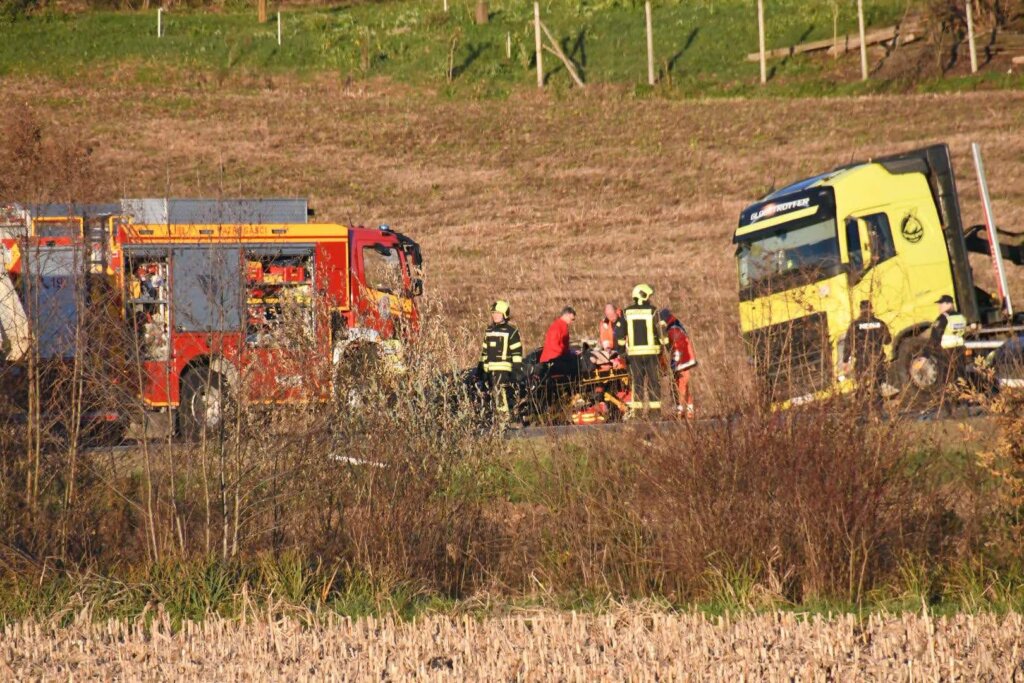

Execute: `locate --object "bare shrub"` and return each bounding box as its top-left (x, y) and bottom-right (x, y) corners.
top-left (509, 398), bottom-right (959, 606)
top-left (0, 106), bottom-right (104, 203)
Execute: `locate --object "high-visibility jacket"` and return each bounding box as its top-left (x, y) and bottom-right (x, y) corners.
top-left (620, 303), bottom-right (661, 357)
top-left (663, 315), bottom-right (697, 372)
top-left (599, 312), bottom-right (625, 351)
top-left (929, 312), bottom-right (967, 351)
top-left (480, 322), bottom-right (523, 374)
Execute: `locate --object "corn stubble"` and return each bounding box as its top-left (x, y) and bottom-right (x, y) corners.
top-left (4, 609), bottom-right (1022, 680)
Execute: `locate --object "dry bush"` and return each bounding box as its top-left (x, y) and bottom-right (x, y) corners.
top-left (0, 106), bottom-right (104, 203)
top-left (506, 398), bottom-right (960, 606)
top-left (0, 274), bottom-right (506, 602)
top-left (971, 389), bottom-right (1024, 563)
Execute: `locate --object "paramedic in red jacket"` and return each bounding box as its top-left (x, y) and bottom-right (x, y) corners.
top-left (658, 308), bottom-right (697, 418)
top-left (540, 306), bottom-right (579, 379)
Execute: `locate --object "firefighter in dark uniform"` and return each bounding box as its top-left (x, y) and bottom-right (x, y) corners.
top-left (479, 300), bottom-right (523, 419)
top-left (618, 283), bottom-right (662, 415)
top-left (842, 300), bottom-right (891, 411)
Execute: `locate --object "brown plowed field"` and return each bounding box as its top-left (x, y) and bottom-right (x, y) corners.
top-left (6, 77), bottom-right (1024, 403)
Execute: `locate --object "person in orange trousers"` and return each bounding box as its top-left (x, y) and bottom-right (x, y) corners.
top-left (658, 308), bottom-right (697, 418)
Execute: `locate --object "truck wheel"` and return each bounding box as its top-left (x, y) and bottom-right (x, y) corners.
top-left (179, 368), bottom-right (229, 440)
top-left (895, 337), bottom-right (941, 399)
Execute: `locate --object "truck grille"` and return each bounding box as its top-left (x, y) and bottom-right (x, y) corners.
top-left (743, 312), bottom-right (832, 403)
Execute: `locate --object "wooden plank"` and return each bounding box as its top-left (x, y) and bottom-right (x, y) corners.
top-left (539, 21), bottom-right (585, 88)
top-left (746, 35), bottom-right (839, 62)
top-left (745, 23), bottom-right (918, 62)
top-left (828, 26), bottom-right (898, 56)
top-left (1013, 55), bottom-right (1024, 65)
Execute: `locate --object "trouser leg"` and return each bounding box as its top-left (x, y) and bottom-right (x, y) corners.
top-left (629, 356), bottom-right (661, 412)
top-left (675, 370), bottom-right (693, 416)
top-left (627, 360), bottom-right (644, 410)
top-left (547, 353), bottom-right (579, 380)
top-left (490, 371), bottom-right (512, 417)
top-left (645, 357), bottom-right (662, 410)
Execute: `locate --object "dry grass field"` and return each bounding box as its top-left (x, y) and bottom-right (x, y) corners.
top-left (5, 608), bottom-right (1023, 679)
top-left (6, 76), bottom-right (1024, 408)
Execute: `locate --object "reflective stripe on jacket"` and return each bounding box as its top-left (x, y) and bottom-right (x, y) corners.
top-left (480, 323), bottom-right (523, 373)
top-left (623, 303), bottom-right (661, 356)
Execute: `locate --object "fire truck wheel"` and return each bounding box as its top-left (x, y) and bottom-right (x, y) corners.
top-left (179, 368), bottom-right (229, 440)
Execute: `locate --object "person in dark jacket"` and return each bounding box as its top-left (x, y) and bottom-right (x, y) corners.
top-left (928, 294), bottom-right (956, 352)
top-left (927, 294), bottom-right (968, 413)
top-left (479, 300), bottom-right (523, 417)
top-left (619, 284), bottom-right (662, 415)
top-left (842, 300), bottom-right (891, 410)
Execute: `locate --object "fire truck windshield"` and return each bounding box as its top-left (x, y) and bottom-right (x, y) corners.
top-left (363, 244), bottom-right (405, 293)
top-left (736, 216), bottom-right (840, 297)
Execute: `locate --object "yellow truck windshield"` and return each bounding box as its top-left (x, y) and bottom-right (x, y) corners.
top-left (736, 217), bottom-right (839, 296)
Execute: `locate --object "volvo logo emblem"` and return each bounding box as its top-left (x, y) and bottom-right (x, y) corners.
top-left (901, 214), bottom-right (924, 244)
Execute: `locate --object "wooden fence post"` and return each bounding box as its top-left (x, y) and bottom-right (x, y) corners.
top-left (965, 0), bottom-right (978, 73)
top-left (857, 0), bottom-right (868, 80)
top-left (535, 3), bottom-right (544, 89)
top-left (757, 0), bottom-right (766, 84)
top-left (646, 1), bottom-right (656, 85)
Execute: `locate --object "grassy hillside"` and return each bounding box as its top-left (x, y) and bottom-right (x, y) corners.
top-left (0, 0), bottom-right (995, 95)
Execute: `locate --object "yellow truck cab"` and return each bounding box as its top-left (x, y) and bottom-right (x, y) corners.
top-left (734, 144), bottom-right (1021, 406)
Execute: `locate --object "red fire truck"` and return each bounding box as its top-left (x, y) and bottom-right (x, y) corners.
top-left (0, 199), bottom-right (423, 437)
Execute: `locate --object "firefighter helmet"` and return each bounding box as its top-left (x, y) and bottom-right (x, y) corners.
top-left (632, 283), bottom-right (654, 304)
top-left (491, 300), bottom-right (511, 319)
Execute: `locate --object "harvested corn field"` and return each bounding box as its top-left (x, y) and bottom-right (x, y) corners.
top-left (5, 610), bottom-right (1023, 680)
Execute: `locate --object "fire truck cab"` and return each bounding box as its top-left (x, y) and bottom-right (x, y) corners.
top-left (0, 198), bottom-right (423, 437)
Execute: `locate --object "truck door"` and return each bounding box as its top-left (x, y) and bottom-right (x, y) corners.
top-left (845, 212), bottom-right (912, 352)
top-left (352, 237), bottom-right (412, 338)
